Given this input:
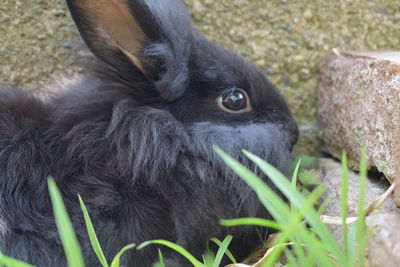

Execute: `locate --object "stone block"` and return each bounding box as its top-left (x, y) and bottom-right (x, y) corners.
top-left (318, 50), bottom-right (400, 182)
top-left (320, 158), bottom-right (400, 267)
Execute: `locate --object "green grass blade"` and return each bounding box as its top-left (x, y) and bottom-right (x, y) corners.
top-left (290, 159), bottom-right (305, 265)
top-left (137, 240), bottom-right (203, 267)
top-left (263, 231), bottom-right (331, 267)
top-left (0, 256), bottom-right (37, 267)
top-left (291, 159), bottom-right (301, 215)
top-left (212, 235), bottom-right (233, 267)
top-left (110, 244), bottom-right (136, 267)
top-left (284, 229), bottom-right (334, 267)
top-left (215, 146), bottom-right (298, 264)
top-left (78, 195), bottom-right (109, 267)
top-left (305, 255), bottom-right (315, 267)
top-left (220, 218), bottom-right (281, 230)
top-left (291, 238), bottom-right (305, 267)
top-left (0, 250), bottom-right (3, 267)
top-left (214, 147), bottom-right (292, 264)
top-left (340, 151), bottom-right (349, 262)
top-left (284, 247), bottom-right (298, 266)
top-left (48, 178), bottom-right (85, 267)
top-left (262, 185), bottom-right (330, 267)
top-left (153, 249), bottom-right (166, 267)
top-left (262, 233), bottom-right (289, 267)
top-left (242, 150), bottom-right (346, 265)
top-left (209, 238), bottom-right (237, 264)
top-left (158, 249), bottom-right (165, 267)
top-left (292, 159), bottom-right (301, 188)
top-left (202, 251), bottom-right (215, 267)
top-left (214, 146), bottom-right (291, 223)
top-left (346, 224), bottom-right (357, 262)
top-left (214, 147), bottom-right (335, 267)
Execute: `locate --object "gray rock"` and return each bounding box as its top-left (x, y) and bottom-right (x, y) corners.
top-left (320, 158), bottom-right (400, 267)
top-left (366, 213), bottom-right (400, 267)
top-left (320, 158), bottom-right (391, 243)
top-left (318, 50), bottom-right (400, 182)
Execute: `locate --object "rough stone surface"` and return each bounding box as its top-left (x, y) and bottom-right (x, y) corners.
top-left (318, 50), bottom-right (400, 182)
top-left (1, 0), bottom-right (400, 155)
top-left (0, 0), bottom-right (91, 87)
top-left (395, 127), bottom-right (400, 205)
top-left (319, 158), bottom-right (400, 267)
top-left (320, 158), bottom-right (391, 244)
top-left (320, 158), bottom-right (392, 218)
top-left (366, 213), bottom-right (400, 267)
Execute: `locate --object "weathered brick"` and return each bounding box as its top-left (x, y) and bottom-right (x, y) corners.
top-left (318, 50), bottom-right (400, 182)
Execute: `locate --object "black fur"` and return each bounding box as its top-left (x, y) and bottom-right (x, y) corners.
top-left (0, 0), bottom-right (298, 266)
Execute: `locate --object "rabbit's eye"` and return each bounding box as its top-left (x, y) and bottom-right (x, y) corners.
top-left (218, 88), bottom-right (252, 113)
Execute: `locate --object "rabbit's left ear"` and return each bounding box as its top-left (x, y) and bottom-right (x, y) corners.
top-left (66, 0), bottom-right (193, 101)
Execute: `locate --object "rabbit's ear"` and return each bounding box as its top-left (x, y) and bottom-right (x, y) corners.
top-left (66, 0), bottom-right (192, 100)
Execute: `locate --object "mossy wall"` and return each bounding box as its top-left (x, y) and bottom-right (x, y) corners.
top-left (1, 0), bottom-right (399, 155)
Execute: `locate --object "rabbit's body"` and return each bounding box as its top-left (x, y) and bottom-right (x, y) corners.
top-left (0, 0), bottom-right (298, 266)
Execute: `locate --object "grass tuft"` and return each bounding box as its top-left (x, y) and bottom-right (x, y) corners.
top-left (48, 178), bottom-right (85, 267)
top-left (0, 147), bottom-right (375, 267)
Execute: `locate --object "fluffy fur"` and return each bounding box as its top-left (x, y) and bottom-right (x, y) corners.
top-left (0, 0), bottom-right (298, 266)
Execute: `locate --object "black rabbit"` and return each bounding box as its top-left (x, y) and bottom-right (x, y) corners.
top-left (0, 0), bottom-right (298, 266)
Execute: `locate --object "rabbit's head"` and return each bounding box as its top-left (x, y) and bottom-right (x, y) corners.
top-left (65, 0), bottom-right (298, 184)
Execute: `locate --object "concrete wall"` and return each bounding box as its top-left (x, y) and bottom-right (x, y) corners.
top-left (1, 0), bottom-right (399, 155)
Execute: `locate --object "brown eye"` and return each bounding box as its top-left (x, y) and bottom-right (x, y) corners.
top-left (218, 88), bottom-right (252, 113)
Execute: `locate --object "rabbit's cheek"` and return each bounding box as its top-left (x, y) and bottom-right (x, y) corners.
top-left (188, 122), bottom-right (292, 174)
